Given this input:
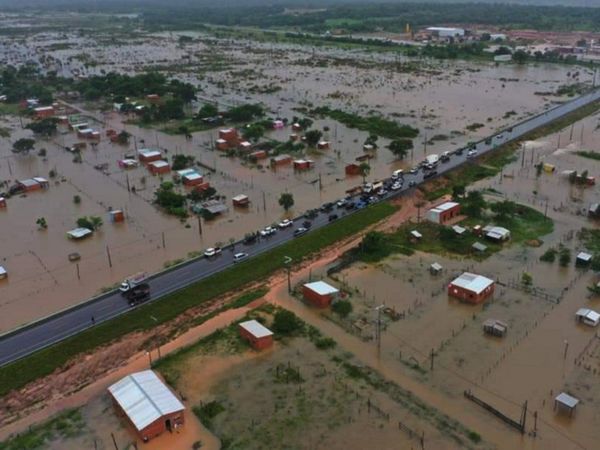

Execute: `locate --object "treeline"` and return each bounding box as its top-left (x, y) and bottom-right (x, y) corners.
top-left (141, 3), bottom-right (600, 33)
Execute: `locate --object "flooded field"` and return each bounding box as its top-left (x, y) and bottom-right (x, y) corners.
top-left (0, 14), bottom-right (594, 331)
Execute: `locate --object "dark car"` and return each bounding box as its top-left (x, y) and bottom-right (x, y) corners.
top-left (126, 283), bottom-right (150, 306)
top-left (328, 214), bottom-right (339, 222)
top-left (243, 233), bottom-right (257, 245)
top-left (345, 202), bottom-right (357, 210)
top-left (302, 220), bottom-right (312, 229)
top-left (408, 180), bottom-right (417, 187)
top-left (455, 148), bottom-right (464, 155)
top-left (423, 170), bottom-right (438, 179)
top-left (305, 209), bottom-right (318, 219)
top-left (320, 202), bottom-right (334, 212)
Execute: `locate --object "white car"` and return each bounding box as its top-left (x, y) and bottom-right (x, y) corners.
top-left (467, 149), bottom-right (478, 158)
top-left (204, 247), bottom-right (222, 258)
top-left (260, 226), bottom-right (276, 237)
top-left (233, 252), bottom-right (248, 263)
top-left (391, 182), bottom-right (402, 191)
top-left (336, 198), bottom-right (348, 207)
top-left (278, 219), bottom-right (293, 228)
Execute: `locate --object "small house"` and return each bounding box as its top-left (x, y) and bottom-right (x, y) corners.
top-left (430, 262), bottom-right (443, 275)
top-left (427, 202), bottom-right (461, 224)
top-left (452, 225), bottom-right (467, 236)
top-left (273, 120), bottom-right (285, 129)
top-left (317, 141), bottom-right (330, 150)
top-left (589, 203), bottom-right (600, 218)
top-left (483, 319), bottom-right (508, 337)
top-left (293, 159), bottom-right (314, 171)
top-left (118, 159), bottom-right (139, 169)
top-left (271, 154), bottom-right (292, 167)
top-left (232, 194), bottom-right (250, 207)
top-left (108, 370), bottom-right (185, 442)
top-left (292, 123), bottom-right (302, 131)
top-left (148, 160), bottom-right (171, 175)
top-left (576, 252), bottom-right (592, 267)
top-left (138, 149), bottom-right (162, 163)
top-left (0, 266), bottom-right (6, 280)
top-left (575, 308), bottom-right (600, 327)
top-left (218, 128), bottom-right (239, 144)
top-left (34, 106), bottom-right (54, 119)
top-left (289, 133), bottom-right (300, 141)
top-left (249, 150), bottom-right (267, 160)
top-left (109, 209), bottom-right (125, 223)
top-left (193, 200), bottom-right (228, 218)
top-left (472, 242), bottom-right (488, 253)
top-left (216, 138), bottom-right (229, 151)
top-left (238, 320), bottom-right (274, 350)
top-left (67, 227), bottom-right (93, 240)
top-left (146, 94), bottom-right (161, 103)
top-left (554, 393), bottom-right (579, 417)
top-left (410, 230), bottom-right (423, 241)
top-left (303, 281), bottom-right (339, 308)
top-left (345, 163), bottom-right (361, 176)
top-left (484, 226), bottom-right (511, 242)
top-left (448, 272), bottom-right (495, 304)
top-left (363, 144), bottom-right (375, 152)
top-left (18, 179), bottom-right (41, 192)
top-left (543, 163), bottom-right (556, 173)
top-left (0, 197), bottom-right (6, 208)
top-left (77, 128), bottom-right (94, 139)
top-left (32, 177), bottom-right (49, 189)
top-left (239, 141), bottom-right (252, 152)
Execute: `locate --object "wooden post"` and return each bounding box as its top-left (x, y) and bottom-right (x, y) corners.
top-left (111, 432), bottom-right (119, 450)
top-left (106, 246), bottom-right (113, 268)
top-left (162, 232), bottom-right (166, 249)
top-left (76, 263), bottom-right (80, 280)
top-left (430, 348), bottom-right (435, 371)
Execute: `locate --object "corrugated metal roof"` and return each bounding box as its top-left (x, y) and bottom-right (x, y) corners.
top-left (451, 272), bottom-right (494, 295)
top-left (304, 281), bottom-right (339, 296)
top-left (108, 370), bottom-right (184, 432)
top-left (239, 320), bottom-right (273, 338)
top-left (555, 392), bottom-right (579, 409)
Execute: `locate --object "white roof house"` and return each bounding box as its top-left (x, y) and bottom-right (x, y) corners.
top-left (576, 252), bottom-right (593, 263)
top-left (239, 320), bottom-right (273, 339)
top-left (304, 281), bottom-right (339, 296)
top-left (108, 370), bottom-right (184, 432)
top-left (67, 227), bottom-right (93, 240)
top-left (138, 149), bottom-right (162, 158)
top-left (0, 266), bottom-right (6, 279)
top-left (484, 226), bottom-right (511, 241)
top-left (410, 230), bottom-right (423, 239)
top-left (427, 201), bottom-right (460, 224)
top-left (148, 160), bottom-right (169, 169)
top-left (575, 308), bottom-right (600, 327)
top-left (450, 273), bottom-right (494, 295)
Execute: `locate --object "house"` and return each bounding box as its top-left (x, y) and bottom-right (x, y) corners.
top-left (146, 94), bottom-right (161, 103)
top-left (34, 106), bottom-right (54, 119)
top-left (177, 169), bottom-right (203, 187)
top-left (345, 163), bottom-right (361, 176)
top-left (0, 266), bottom-right (6, 280)
top-left (293, 159), bottom-right (314, 171)
top-left (67, 227), bottom-right (93, 240)
top-left (148, 160), bottom-right (171, 175)
top-left (289, 133), bottom-right (300, 141)
top-left (452, 225), bottom-right (467, 235)
top-left (138, 149), bottom-right (163, 163)
top-left (575, 308), bottom-right (600, 327)
top-left (77, 128), bottom-right (94, 139)
top-left (271, 154), bottom-right (292, 167)
top-left (193, 200), bottom-right (228, 217)
top-left (239, 141), bottom-right (252, 152)
top-left (108, 370), bottom-right (185, 442)
top-left (554, 393), bottom-right (579, 417)
top-left (0, 197), bottom-right (6, 208)
top-left (363, 144), bottom-right (375, 152)
top-left (472, 242), bottom-right (488, 253)
top-left (589, 203), bottom-right (600, 218)
top-left (109, 210), bottom-right (125, 223)
top-left (273, 120), bottom-right (285, 129)
top-left (218, 128), bottom-right (239, 145)
top-left (576, 252), bottom-right (592, 267)
top-left (216, 138), bottom-right (229, 151)
top-left (32, 177), bottom-right (49, 189)
top-left (426, 27), bottom-right (465, 38)
top-left (427, 201), bottom-right (461, 224)
top-left (292, 123), bottom-right (302, 131)
top-left (410, 230), bottom-right (423, 241)
top-left (317, 141), bottom-right (330, 150)
top-left (483, 319), bottom-right (508, 337)
top-left (18, 178), bottom-right (41, 192)
top-left (232, 194), bottom-right (250, 207)
top-left (448, 272), bottom-right (495, 304)
top-left (238, 320), bottom-right (274, 350)
top-left (249, 150), bottom-right (267, 160)
top-left (430, 262), bottom-right (443, 275)
top-left (484, 226), bottom-right (511, 242)
top-left (118, 159), bottom-right (139, 169)
top-left (303, 281), bottom-right (339, 308)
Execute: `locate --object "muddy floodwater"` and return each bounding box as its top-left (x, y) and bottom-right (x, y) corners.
top-left (0, 20), bottom-right (595, 334)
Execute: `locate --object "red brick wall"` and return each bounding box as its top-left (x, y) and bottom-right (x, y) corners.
top-left (447, 283), bottom-right (494, 304)
top-left (239, 326), bottom-right (273, 350)
top-left (302, 286), bottom-right (332, 308)
top-left (439, 204), bottom-right (461, 223)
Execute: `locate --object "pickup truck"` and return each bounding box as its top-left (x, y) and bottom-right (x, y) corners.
top-left (125, 283), bottom-right (150, 306)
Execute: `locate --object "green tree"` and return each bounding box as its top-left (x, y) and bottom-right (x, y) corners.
top-left (242, 123), bottom-right (265, 142)
top-left (513, 49), bottom-right (529, 64)
top-left (12, 138), bottom-right (35, 154)
top-left (559, 246), bottom-right (571, 267)
top-left (26, 118), bottom-right (58, 136)
top-left (198, 103), bottom-right (218, 118)
top-left (388, 138), bottom-right (413, 158)
top-left (462, 190), bottom-right (486, 218)
top-left (116, 130), bottom-right (130, 145)
top-left (452, 184), bottom-right (466, 200)
top-left (272, 309), bottom-right (303, 335)
top-left (73, 195), bottom-right (81, 204)
top-left (76, 215), bottom-right (103, 231)
top-left (279, 192), bottom-right (295, 211)
top-left (171, 154), bottom-right (195, 171)
top-left (304, 129), bottom-right (323, 147)
top-left (491, 200), bottom-right (517, 220)
top-left (36, 217), bottom-right (47, 229)
top-left (521, 272), bottom-right (533, 287)
top-left (227, 104), bottom-right (263, 122)
top-left (364, 134), bottom-right (378, 148)
top-left (332, 300), bottom-right (353, 318)
top-left (359, 162), bottom-right (370, 184)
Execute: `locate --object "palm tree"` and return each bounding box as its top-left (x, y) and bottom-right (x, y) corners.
top-left (359, 162), bottom-right (371, 184)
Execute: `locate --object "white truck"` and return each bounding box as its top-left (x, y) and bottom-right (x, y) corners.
top-left (119, 272), bottom-right (148, 293)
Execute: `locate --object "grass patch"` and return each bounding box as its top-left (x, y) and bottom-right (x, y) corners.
top-left (193, 401), bottom-right (225, 429)
top-left (576, 150), bottom-right (600, 161)
top-left (0, 202), bottom-right (395, 397)
top-left (0, 409), bottom-right (84, 450)
top-left (0, 103), bottom-right (20, 116)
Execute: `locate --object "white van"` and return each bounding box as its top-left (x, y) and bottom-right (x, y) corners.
top-left (392, 169), bottom-right (404, 179)
top-left (233, 252), bottom-right (249, 263)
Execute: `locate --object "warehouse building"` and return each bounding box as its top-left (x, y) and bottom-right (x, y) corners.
top-left (108, 370), bottom-right (185, 442)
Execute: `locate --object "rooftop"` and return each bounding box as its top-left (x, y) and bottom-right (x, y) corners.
top-left (451, 272), bottom-right (494, 294)
top-left (108, 370), bottom-right (184, 431)
top-left (304, 281), bottom-right (339, 296)
top-left (67, 227), bottom-right (93, 239)
top-left (431, 201), bottom-right (459, 212)
top-left (555, 392), bottom-right (579, 409)
top-left (239, 320), bottom-right (273, 338)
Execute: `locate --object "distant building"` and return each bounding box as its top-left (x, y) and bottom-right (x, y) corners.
top-left (448, 272), bottom-right (495, 304)
top-left (238, 320), bottom-right (274, 350)
top-left (232, 194), bottom-right (250, 207)
top-left (137, 149), bottom-right (162, 163)
top-left (427, 201), bottom-right (461, 224)
top-left (148, 160), bottom-right (171, 175)
top-left (484, 226), bottom-right (511, 242)
top-left (108, 370), bottom-right (185, 442)
top-left (303, 281), bottom-right (339, 308)
top-left (33, 106), bottom-right (54, 119)
top-left (575, 308), bottom-right (600, 327)
top-left (426, 27), bottom-right (465, 38)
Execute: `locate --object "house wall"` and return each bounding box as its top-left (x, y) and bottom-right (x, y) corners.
top-left (302, 286), bottom-right (333, 308)
top-left (139, 153), bottom-right (162, 163)
top-left (448, 283), bottom-right (494, 304)
top-left (149, 164), bottom-right (170, 175)
top-left (238, 326), bottom-right (273, 350)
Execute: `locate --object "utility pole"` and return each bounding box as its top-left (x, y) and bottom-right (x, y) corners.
top-left (198, 216), bottom-right (202, 236)
top-left (374, 305), bottom-right (385, 353)
top-left (580, 123), bottom-right (585, 143)
top-left (521, 143), bottom-right (525, 168)
top-left (106, 245), bottom-right (113, 268)
top-left (430, 348), bottom-right (435, 371)
top-left (544, 199), bottom-right (548, 217)
top-left (563, 339), bottom-right (569, 359)
top-left (76, 263), bottom-right (80, 280)
top-left (262, 191), bottom-right (267, 213)
top-left (162, 232), bottom-right (166, 249)
top-left (569, 123), bottom-right (575, 141)
top-left (284, 256), bottom-right (292, 293)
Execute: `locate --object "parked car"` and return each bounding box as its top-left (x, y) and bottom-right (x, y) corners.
top-left (408, 180), bottom-right (417, 187)
top-left (294, 227), bottom-right (308, 237)
top-left (302, 220), bottom-right (312, 229)
top-left (328, 214), bottom-right (339, 222)
top-left (392, 169), bottom-right (404, 179)
top-left (233, 252), bottom-right (248, 263)
top-left (455, 148), bottom-right (464, 155)
top-left (391, 182), bottom-right (402, 191)
top-left (204, 247), bottom-right (222, 258)
top-left (320, 202), bottom-right (334, 212)
top-left (305, 209), bottom-right (318, 219)
top-left (336, 198), bottom-right (348, 207)
top-left (345, 202), bottom-right (357, 210)
top-left (125, 283), bottom-right (150, 306)
top-left (378, 189), bottom-right (388, 197)
top-left (243, 233), bottom-right (258, 245)
top-left (423, 170), bottom-right (438, 179)
top-left (467, 149), bottom-right (478, 158)
top-left (409, 167), bottom-right (419, 174)
top-left (278, 219), bottom-right (293, 228)
top-left (356, 201), bottom-right (367, 209)
top-left (260, 226), bottom-right (276, 237)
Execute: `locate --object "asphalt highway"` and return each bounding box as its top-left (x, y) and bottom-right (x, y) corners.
top-left (1, 88), bottom-right (600, 367)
